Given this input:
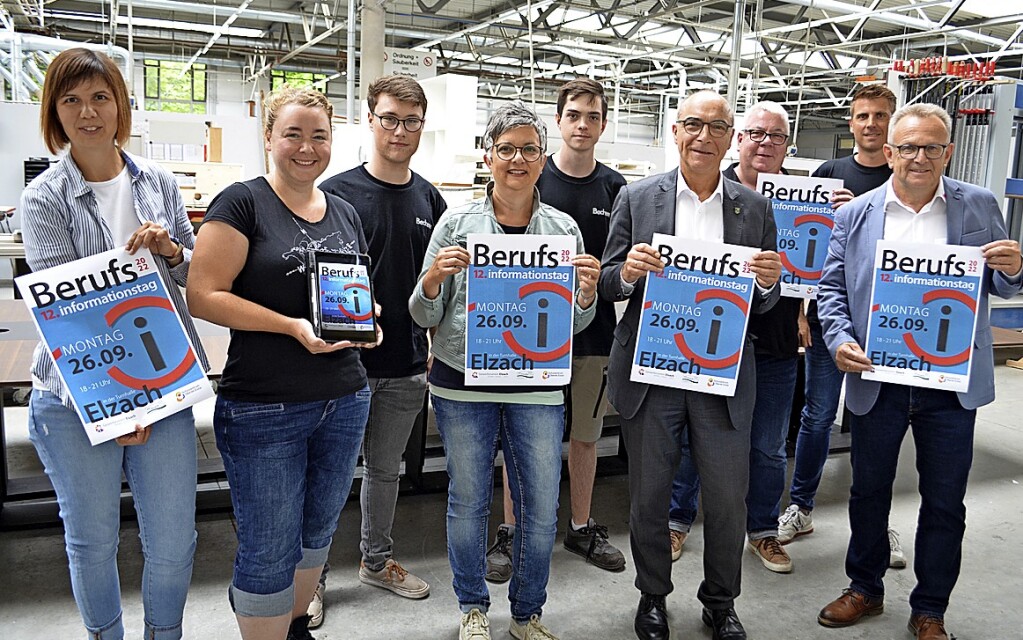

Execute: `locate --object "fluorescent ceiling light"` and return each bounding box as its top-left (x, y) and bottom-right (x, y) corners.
top-left (958, 0), bottom-right (1021, 19)
top-left (42, 10), bottom-right (264, 38)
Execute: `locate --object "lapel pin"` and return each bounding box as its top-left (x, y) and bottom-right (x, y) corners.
top-left (734, 206), bottom-right (741, 215)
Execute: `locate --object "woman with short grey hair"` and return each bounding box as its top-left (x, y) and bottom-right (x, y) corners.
top-left (410, 101), bottom-right (601, 640)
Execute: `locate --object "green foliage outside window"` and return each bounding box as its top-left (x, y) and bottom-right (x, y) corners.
top-left (270, 70), bottom-right (328, 91)
top-left (144, 60), bottom-right (207, 114)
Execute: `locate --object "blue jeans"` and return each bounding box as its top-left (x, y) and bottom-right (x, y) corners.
top-left (669, 355), bottom-right (799, 537)
top-left (845, 384), bottom-right (975, 618)
top-left (28, 389), bottom-right (197, 640)
top-left (789, 317), bottom-right (844, 510)
top-left (432, 395), bottom-right (564, 623)
top-left (215, 387), bottom-right (370, 617)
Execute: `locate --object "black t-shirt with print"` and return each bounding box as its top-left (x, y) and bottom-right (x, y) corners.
top-left (320, 165), bottom-right (447, 378)
top-left (203, 177), bottom-right (368, 402)
top-left (536, 158), bottom-right (626, 356)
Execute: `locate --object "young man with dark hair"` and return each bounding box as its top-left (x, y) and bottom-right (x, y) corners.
top-left (312, 74), bottom-right (446, 627)
top-left (485, 78), bottom-right (628, 582)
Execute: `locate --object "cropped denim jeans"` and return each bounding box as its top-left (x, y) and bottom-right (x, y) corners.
top-left (215, 387), bottom-right (370, 617)
top-left (28, 389), bottom-right (197, 640)
top-left (431, 395), bottom-right (564, 624)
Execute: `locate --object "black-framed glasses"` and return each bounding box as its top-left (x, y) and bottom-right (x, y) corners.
top-left (492, 143), bottom-right (544, 162)
top-left (889, 143), bottom-right (949, 159)
top-left (744, 129), bottom-right (789, 145)
top-left (677, 117), bottom-right (733, 138)
top-left (372, 112), bottom-right (424, 132)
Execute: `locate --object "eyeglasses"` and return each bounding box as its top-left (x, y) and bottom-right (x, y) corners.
top-left (372, 112), bottom-right (424, 132)
top-left (492, 143), bottom-right (544, 162)
top-left (677, 117), bottom-right (733, 138)
top-left (888, 143), bottom-right (949, 159)
top-left (744, 129), bottom-right (789, 145)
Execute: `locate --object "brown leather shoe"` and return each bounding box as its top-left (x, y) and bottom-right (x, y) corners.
top-left (817, 589), bottom-right (884, 627)
top-left (909, 614), bottom-right (950, 640)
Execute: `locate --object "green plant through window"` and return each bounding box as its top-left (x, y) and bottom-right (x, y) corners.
top-left (144, 60), bottom-right (207, 114)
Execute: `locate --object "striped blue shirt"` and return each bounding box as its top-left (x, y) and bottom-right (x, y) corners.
top-left (18, 150), bottom-right (209, 408)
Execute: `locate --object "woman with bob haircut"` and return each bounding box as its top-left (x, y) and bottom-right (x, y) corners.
top-left (19, 47), bottom-right (206, 639)
top-left (187, 85), bottom-right (376, 640)
top-left (409, 101), bottom-right (600, 640)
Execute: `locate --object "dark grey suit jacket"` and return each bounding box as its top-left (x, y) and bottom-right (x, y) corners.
top-left (598, 170), bottom-right (780, 427)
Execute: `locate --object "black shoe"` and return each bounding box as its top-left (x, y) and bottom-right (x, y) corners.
top-left (287, 615), bottom-right (315, 640)
top-left (564, 519), bottom-right (627, 572)
top-left (635, 593), bottom-right (669, 640)
top-left (485, 524), bottom-right (514, 584)
top-left (701, 607), bottom-right (746, 640)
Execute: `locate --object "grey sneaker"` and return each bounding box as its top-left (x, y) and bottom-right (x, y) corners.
top-left (485, 524), bottom-right (514, 584)
top-left (778, 504), bottom-right (814, 544)
top-left (509, 615), bottom-right (560, 640)
top-left (563, 519), bottom-right (626, 572)
top-left (306, 582), bottom-right (324, 629)
top-left (888, 528), bottom-right (907, 569)
top-left (359, 559), bottom-right (430, 599)
top-left (460, 608), bottom-right (491, 640)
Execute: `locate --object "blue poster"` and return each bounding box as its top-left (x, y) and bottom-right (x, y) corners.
top-left (464, 233), bottom-right (576, 386)
top-left (16, 247), bottom-right (213, 444)
top-left (862, 240), bottom-right (983, 392)
top-left (630, 234), bottom-right (757, 397)
top-left (757, 173), bottom-right (843, 298)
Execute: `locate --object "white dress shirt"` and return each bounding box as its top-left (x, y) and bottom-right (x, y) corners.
top-left (882, 178), bottom-right (947, 245)
top-left (674, 170), bottom-right (725, 242)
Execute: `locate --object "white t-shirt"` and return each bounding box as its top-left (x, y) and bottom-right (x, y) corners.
top-left (87, 166), bottom-right (138, 245)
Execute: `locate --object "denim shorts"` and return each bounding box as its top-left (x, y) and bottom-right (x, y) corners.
top-left (214, 386), bottom-right (370, 617)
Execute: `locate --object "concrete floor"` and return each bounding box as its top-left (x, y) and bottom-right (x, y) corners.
top-left (1, 366), bottom-right (1022, 639)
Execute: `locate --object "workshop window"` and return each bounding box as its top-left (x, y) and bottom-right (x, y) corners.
top-left (144, 60), bottom-right (207, 114)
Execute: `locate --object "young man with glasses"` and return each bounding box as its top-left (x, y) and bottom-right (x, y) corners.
top-left (485, 78), bottom-right (628, 584)
top-left (778, 85), bottom-right (910, 571)
top-left (816, 102), bottom-right (1021, 640)
top-left (314, 75), bottom-right (446, 628)
top-left (600, 89), bottom-right (782, 640)
top-left (668, 101), bottom-right (804, 576)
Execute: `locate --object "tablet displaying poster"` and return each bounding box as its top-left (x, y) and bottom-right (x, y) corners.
top-left (630, 233), bottom-right (757, 397)
top-left (464, 233), bottom-right (576, 386)
top-left (16, 247), bottom-right (213, 445)
top-left (861, 240), bottom-right (984, 392)
top-left (757, 173), bottom-right (844, 299)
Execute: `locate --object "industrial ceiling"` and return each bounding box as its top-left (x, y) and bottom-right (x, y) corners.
top-left (3, 0), bottom-right (1022, 127)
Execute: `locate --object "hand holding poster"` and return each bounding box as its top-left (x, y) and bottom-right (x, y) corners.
top-left (16, 247), bottom-right (213, 445)
top-left (862, 240), bottom-right (984, 392)
top-left (757, 173), bottom-right (843, 298)
top-left (464, 233), bottom-right (575, 386)
top-left (630, 233), bottom-right (757, 396)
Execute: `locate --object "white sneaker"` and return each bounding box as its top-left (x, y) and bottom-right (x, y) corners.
top-left (509, 615), bottom-right (560, 640)
top-left (777, 504), bottom-right (814, 544)
top-left (306, 582), bottom-right (324, 629)
top-left (888, 527), bottom-right (907, 568)
top-left (460, 608), bottom-right (491, 640)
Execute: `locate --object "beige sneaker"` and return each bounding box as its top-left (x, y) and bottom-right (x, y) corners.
top-left (509, 615), bottom-right (560, 640)
top-left (747, 536), bottom-right (793, 573)
top-left (359, 559), bottom-right (431, 599)
top-left (670, 530), bottom-right (687, 562)
top-left (306, 582), bottom-right (324, 629)
top-left (460, 608), bottom-right (491, 640)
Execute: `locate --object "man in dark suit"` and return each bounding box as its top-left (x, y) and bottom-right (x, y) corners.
top-left (598, 89), bottom-right (782, 640)
top-left (816, 103), bottom-right (1022, 640)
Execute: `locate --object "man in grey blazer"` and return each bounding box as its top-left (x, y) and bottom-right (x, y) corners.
top-left (598, 90), bottom-right (782, 640)
top-left (816, 103), bottom-right (1022, 640)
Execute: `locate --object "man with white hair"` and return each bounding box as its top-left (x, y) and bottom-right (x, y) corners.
top-left (816, 102), bottom-right (1022, 640)
top-left (668, 101), bottom-right (803, 575)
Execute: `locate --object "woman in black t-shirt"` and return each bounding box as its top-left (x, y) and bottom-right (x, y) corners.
top-left (187, 86), bottom-right (377, 640)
